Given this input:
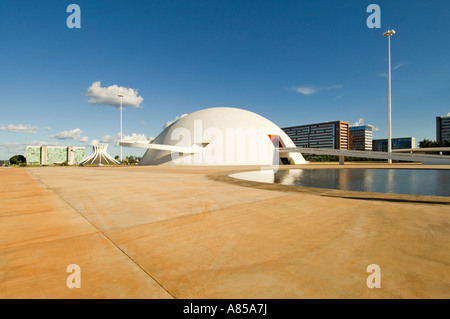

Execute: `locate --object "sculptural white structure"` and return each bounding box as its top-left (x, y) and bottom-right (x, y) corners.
top-left (79, 143), bottom-right (119, 165)
top-left (120, 107), bottom-right (308, 165)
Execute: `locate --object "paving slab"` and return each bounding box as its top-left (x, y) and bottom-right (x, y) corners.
top-left (0, 168), bottom-right (172, 299)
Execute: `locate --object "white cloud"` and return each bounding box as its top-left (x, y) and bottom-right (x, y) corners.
top-left (89, 139), bottom-right (100, 146)
top-left (446, 112), bottom-right (450, 117)
top-left (379, 62), bottom-right (406, 77)
top-left (292, 87), bottom-right (320, 96)
top-left (84, 81), bottom-right (144, 108)
top-left (291, 85), bottom-right (343, 96)
top-left (92, 132), bottom-right (153, 146)
top-left (326, 85), bottom-right (343, 90)
top-left (43, 126), bottom-right (52, 131)
top-left (352, 118), bottom-right (365, 126)
top-left (335, 93), bottom-right (344, 100)
top-left (122, 133), bottom-right (150, 142)
top-left (164, 114), bottom-right (188, 129)
top-left (393, 62), bottom-right (406, 70)
top-left (79, 136), bottom-right (89, 143)
top-left (140, 120), bottom-right (147, 125)
top-left (0, 124), bottom-right (38, 134)
top-left (0, 141), bottom-right (60, 158)
top-left (48, 128), bottom-right (82, 140)
top-left (100, 134), bottom-right (118, 144)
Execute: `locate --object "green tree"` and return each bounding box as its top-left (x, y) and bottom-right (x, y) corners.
top-left (9, 155), bottom-right (26, 165)
top-left (419, 139), bottom-right (433, 148)
top-left (418, 139), bottom-right (450, 155)
top-left (419, 139), bottom-right (450, 148)
top-left (125, 155), bottom-right (141, 164)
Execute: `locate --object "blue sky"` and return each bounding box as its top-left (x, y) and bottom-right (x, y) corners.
top-left (1, 0), bottom-right (449, 159)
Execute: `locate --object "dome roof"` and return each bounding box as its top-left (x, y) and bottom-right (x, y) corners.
top-left (139, 107), bottom-right (307, 165)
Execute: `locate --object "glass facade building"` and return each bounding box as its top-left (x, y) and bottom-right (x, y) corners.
top-left (349, 125), bottom-right (373, 151)
top-left (372, 137), bottom-right (416, 152)
top-left (26, 146), bottom-right (85, 165)
top-left (282, 121), bottom-right (349, 150)
top-left (436, 115), bottom-right (450, 142)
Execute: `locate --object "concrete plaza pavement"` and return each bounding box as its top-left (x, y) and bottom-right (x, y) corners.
top-left (0, 164), bottom-right (449, 298)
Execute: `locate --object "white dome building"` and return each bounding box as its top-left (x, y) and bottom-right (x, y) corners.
top-left (121, 107), bottom-right (307, 166)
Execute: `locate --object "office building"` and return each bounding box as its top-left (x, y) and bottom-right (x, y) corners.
top-left (436, 115), bottom-right (450, 142)
top-left (372, 137), bottom-right (416, 152)
top-left (349, 125), bottom-right (373, 151)
top-left (282, 121), bottom-right (349, 150)
top-left (26, 146), bottom-right (85, 165)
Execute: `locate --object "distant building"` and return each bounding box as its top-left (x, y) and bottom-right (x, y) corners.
top-left (349, 125), bottom-right (373, 151)
top-left (26, 146), bottom-right (85, 165)
top-left (436, 115), bottom-right (450, 142)
top-left (282, 121), bottom-right (349, 150)
top-left (372, 137), bottom-right (416, 152)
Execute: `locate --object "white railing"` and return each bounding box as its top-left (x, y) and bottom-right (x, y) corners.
top-left (279, 147), bottom-right (450, 165)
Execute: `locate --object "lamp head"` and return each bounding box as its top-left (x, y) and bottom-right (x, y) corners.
top-left (383, 29), bottom-right (396, 37)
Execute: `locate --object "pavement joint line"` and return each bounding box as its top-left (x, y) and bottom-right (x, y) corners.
top-left (0, 231), bottom-right (100, 251)
top-left (24, 168), bottom-right (177, 299)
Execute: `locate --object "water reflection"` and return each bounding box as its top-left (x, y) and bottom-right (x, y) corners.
top-left (386, 169), bottom-right (394, 194)
top-left (337, 169), bottom-right (349, 191)
top-left (229, 170), bottom-right (275, 184)
top-left (230, 169), bottom-right (450, 197)
top-left (363, 169), bottom-right (375, 193)
top-left (276, 169), bottom-right (303, 185)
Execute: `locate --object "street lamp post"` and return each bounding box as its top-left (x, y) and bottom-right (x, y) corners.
top-left (118, 94), bottom-right (124, 164)
top-left (384, 29), bottom-right (395, 164)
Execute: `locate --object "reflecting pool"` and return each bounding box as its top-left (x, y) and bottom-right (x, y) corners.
top-left (229, 169), bottom-right (450, 197)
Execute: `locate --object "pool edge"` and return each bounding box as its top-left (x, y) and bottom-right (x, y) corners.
top-left (206, 165), bottom-right (450, 205)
